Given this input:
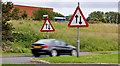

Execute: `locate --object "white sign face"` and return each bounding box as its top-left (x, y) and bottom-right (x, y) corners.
top-left (70, 10), bottom-right (86, 25)
top-left (40, 18), bottom-right (55, 32)
top-left (68, 6), bottom-right (88, 27)
top-left (42, 20), bottom-right (53, 30)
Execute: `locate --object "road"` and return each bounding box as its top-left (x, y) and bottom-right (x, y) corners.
top-left (2, 52), bottom-right (102, 64)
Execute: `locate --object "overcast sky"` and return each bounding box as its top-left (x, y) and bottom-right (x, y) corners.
top-left (3, 0), bottom-right (119, 18)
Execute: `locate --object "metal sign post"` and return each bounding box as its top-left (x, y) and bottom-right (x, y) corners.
top-left (47, 16), bottom-right (49, 39)
top-left (77, 2), bottom-right (80, 58)
top-left (47, 31), bottom-right (49, 39)
top-left (77, 27), bottom-right (80, 57)
top-left (68, 2), bottom-right (89, 58)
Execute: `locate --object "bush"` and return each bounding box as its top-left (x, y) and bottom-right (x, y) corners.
top-left (12, 48), bottom-right (30, 53)
top-left (12, 31), bottom-right (41, 48)
top-left (19, 21), bottom-right (24, 24)
top-left (2, 41), bottom-right (14, 53)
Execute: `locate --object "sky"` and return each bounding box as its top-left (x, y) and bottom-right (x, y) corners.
top-left (2, 0), bottom-right (119, 18)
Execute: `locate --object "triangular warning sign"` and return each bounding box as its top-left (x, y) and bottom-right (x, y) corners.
top-left (68, 6), bottom-right (88, 27)
top-left (40, 18), bottom-right (55, 32)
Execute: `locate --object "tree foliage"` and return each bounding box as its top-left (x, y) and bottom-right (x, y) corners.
top-left (87, 11), bottom-right (119, 24)
top-left (33, 8), bottom-right (54, 20)
top-left (22, 11), bottom-right (28, 19)
top-left (105, 12), bottom-right (118, 23)
top-left (2, 2), bottom-right (14, 41)
top-left (118, 13), bottom-right (120, 24)
top-left (88, 11), bottom-right (104, 20)
top-left (33, 8), bottom-right (64, 20)
top-left (53, 12), bottom-right (64, 17)
top-left (11, 7), bottom-right (20, 20)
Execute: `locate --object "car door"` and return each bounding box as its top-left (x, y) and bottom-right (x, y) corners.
top-left (53, 40), bottom-right (62, 50)
top-left (53, 40), bottom-right (66, 53)
top-left (59, 40), bottom-right (72, 53)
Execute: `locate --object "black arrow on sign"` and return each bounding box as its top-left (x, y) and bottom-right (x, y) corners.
top-left (48, 24), bottom-right (50, 30)
top-left (79, 16), bottom-right (82, 24)
top-left (45, 24), bottom-right (48, 29)
top-left (75, 15), bottom-right (78, 23)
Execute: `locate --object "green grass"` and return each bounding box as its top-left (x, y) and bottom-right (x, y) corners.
top-left (2, 53), bottom-right (32, 55)
top-left (90, 51), bottom-right (118, 54)
top-left (33, 54), bottom-right (118, 63)
top-left (7, 20), bottom-right (118, 52)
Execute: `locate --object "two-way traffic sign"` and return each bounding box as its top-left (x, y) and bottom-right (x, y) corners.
top-left (68, 6), bottom-right (88, 27)
top-left (68, 2), bottom-right (89, 58)
top-left (40, 18), bottom-right (55, 32)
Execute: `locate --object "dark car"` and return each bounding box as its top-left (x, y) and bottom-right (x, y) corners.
top-left (31, 39), bottom-right (76, 57)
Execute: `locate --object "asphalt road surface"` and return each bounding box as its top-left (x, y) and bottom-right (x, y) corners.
top-left (2, 52), bottom-right (103, 64)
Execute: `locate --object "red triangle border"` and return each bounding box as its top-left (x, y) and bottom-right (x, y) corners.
top-left (68, 6), bottom-right (89, 27)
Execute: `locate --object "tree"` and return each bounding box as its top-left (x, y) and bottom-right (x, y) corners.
top-left (100, 17), bottom-right (107, 23)
top-left (93, 17), bottom-right (98, 21)
top-left (86, 17), bottom-right (90, 22)
top-left (88, 11), bottom-right (104, 21)
top-left (2, 2), bottom-right (14, 41)
top-left (22, 11), bottom-right (28, 19)
top-left (68, 14), bottom-right (73, 17)
top-left (87, 11), bottom-right (119, 24)
top-left (11, 7), bottom-right (20, 20)
top-left (53, 12), bottom-right (64, 17)
top-left (105, 11), bottom-right (118, 24)
top-left (33, 8), bottom-right (64, 21)
top-left (118, 13), bottom-right (120, 24)
top-left (33, 8), bottom-right (54, 20)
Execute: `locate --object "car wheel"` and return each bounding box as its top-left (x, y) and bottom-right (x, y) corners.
top-left (50, 50), bottom-right (57, 57)
top-left (33, 54), bottom-right (40, 57)
top-left (70, 50), bottom-right (76, 56)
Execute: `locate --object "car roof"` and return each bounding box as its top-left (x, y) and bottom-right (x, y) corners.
top-left (33, 39), bottom-right (57, 44)
top-left (40, 39), bottom-right (56, 41)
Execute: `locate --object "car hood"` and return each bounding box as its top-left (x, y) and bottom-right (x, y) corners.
top-left (68, 45), bottom-right (76, 48)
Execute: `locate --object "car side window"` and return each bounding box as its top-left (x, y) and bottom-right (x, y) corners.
top-left (60, 40), bottom-right (66, 46)
top-left (54, 40), bottom-right (60, 45)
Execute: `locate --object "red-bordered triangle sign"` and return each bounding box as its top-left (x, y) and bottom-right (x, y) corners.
top-left (40, 18), bottom-right (55, 32)
top-left (68, 6), bottom-right (88, 27)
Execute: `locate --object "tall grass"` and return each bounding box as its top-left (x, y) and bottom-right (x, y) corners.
top-left (11, 20), bottom-right (118, 52)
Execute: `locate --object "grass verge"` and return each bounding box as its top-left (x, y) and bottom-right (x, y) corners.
top-left (10, 20), bottom-right (118, 52)
top-left (2, 53), bottom-right (32, 56)
top-left (90, 51), bottom-right (118, 54)
top-left (33, 54), bottom-right (118, 63)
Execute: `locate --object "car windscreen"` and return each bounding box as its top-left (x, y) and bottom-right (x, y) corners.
top-left (35, 40), bottom-right (51, 44)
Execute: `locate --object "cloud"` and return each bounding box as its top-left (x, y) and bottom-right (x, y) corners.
top-left (11, 2), bottom-right (118, 8)
top-left (2, 0), bottom-right (120, 2)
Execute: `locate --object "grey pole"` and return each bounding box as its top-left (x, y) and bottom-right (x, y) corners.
top-left (77, 2), bottom-right (80, 58)
top-left (47, 32), bottom-right (49, 39)
top-left (47, 16), bottom-right (49, 39)
top-left (77, 27), bottom-right (80, 57)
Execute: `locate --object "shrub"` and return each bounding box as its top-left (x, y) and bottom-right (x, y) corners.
top-left (2, 41), bottom-right (14, 53)
top-left (19, 21), bottom-right (24, 24)
top-left (21, 11), bottom-right (28, 19)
